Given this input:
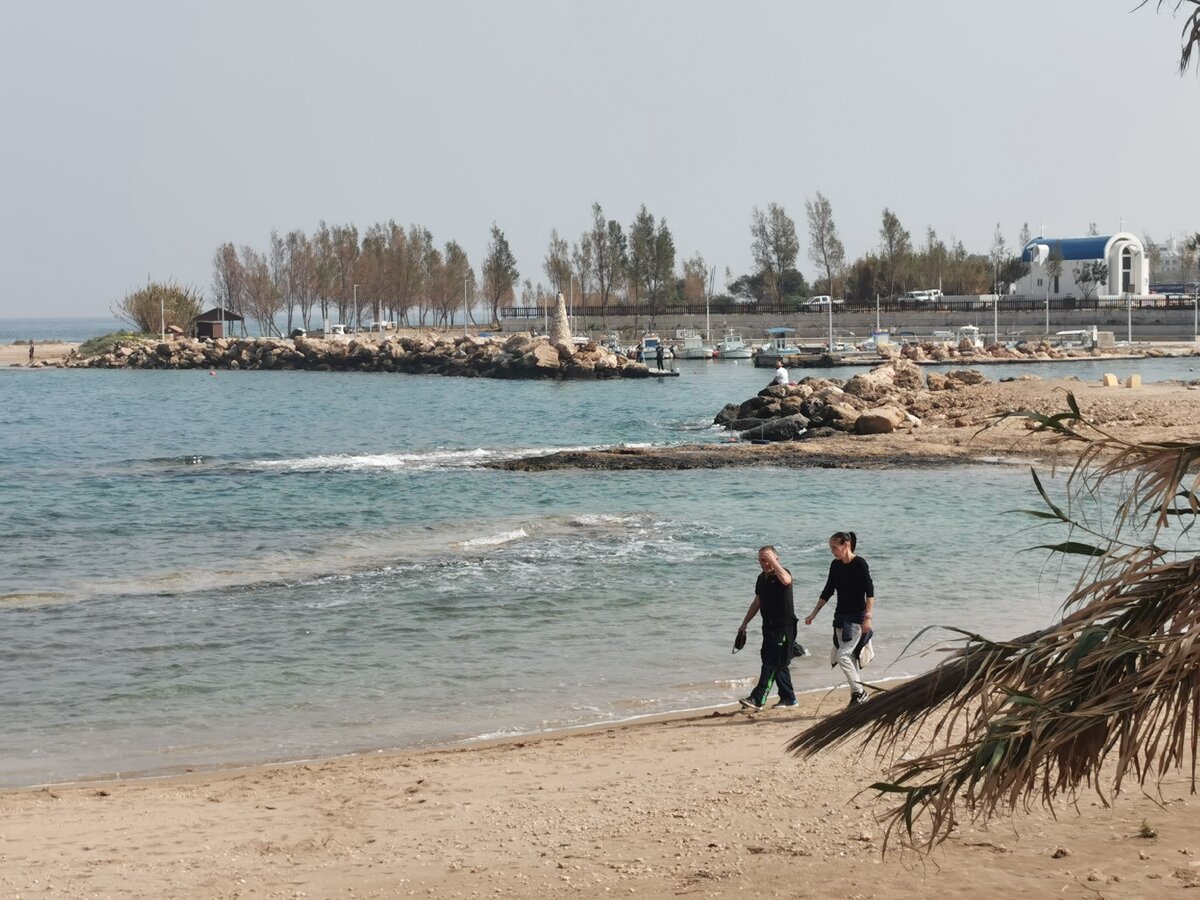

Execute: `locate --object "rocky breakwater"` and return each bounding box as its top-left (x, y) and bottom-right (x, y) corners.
top-left (714, 358), bottom-right (989, 441)
top-left (878, 337), bottom-right (1198, 365)
top-left (61, 333), bottom-right (653, 379)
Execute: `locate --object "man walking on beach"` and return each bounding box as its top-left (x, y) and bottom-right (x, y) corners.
top-left (736, 546), bottom-right (798, 710)
top-left (28, 341), bottom-right (35, 363)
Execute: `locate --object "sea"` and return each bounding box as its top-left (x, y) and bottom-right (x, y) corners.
top-left (2, 317), bottom-right (1199, 788)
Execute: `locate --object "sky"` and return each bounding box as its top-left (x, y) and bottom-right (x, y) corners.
top-left (2, 0), bottom-right (1198, 317)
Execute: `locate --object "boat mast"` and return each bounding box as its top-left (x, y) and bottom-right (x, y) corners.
top-left (705, 267), bottom-right (715, 342)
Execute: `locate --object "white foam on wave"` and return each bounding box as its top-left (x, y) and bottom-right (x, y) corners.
top-left (457, 528), bottom-right (529, 549)
top-left (248, 444), bottom-right (612, 474)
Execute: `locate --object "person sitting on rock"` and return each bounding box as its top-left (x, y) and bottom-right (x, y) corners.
top-left (773, 363), bottom-right (788, 386)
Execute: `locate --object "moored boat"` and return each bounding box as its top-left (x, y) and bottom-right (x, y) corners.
top-left (714, 329), bottom-right (752, 359)
top-left (674, 330), bottom-right (714, 359)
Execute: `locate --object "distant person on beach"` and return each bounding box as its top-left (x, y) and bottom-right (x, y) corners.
top-left (773, 363), bottom-right (788, 385)
top-left (736, 545), bottom-right (799, 710)
top-left (28, 341), bottom-right (35, 363)
top-left (805, 531), bottom-right (874, 707)
top-left (655, 343), bottom-right (664, 370)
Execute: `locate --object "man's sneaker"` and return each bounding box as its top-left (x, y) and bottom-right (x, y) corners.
top-left (738, 696), bottom-right (764, 710)
top-left (773, 699), bottom-right (798, 708)
top-left (848, 691), bottom-right (867, 706)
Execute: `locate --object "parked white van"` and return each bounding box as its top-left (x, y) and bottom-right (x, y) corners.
top-left (901, 290), bottom-right (942, 303)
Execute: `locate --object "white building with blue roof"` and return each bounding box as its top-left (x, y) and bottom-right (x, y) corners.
top-left (1018, 232), bottom-right (1149, 299)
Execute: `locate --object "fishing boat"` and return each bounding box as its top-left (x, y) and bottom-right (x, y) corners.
top-left (674, 330), bottom-right (714, 359)
top-left (714, 329), bottom-right (752, 359)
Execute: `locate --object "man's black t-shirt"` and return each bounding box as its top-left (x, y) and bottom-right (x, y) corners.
top-left (819, 556), bottom-right (874, 625)
top-left (755, 569), bottom-right (797, 631)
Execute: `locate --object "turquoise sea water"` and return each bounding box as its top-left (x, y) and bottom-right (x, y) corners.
top-left (2, 352), bottom-right (1198, 787)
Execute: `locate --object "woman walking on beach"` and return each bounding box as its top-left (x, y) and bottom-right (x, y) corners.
top-left (736, 545), bottom-right (799, 710)
top-left (805, 531), bottom-right (874, 706)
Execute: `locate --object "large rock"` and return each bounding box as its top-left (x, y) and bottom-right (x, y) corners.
top-left (753, 414), bottom-right (811, 442)
top-left (946, 368), bottom-right (988, 386)
top-left (530, 343), bottom-right (561, 369)
top-left (926, 372), bottom-right (950, 391)
top-left (729, 417), bottom-right (768, 432)
top-left (854, 405), bottom-right (907, 435)
top-left (887, 359), bottom-right (924, 391)
top-left (843, 370), bottom-right (895, 403)
top-left (822, 402), bottom-right (861, 432)
top-left (714, 403), bottom-right (741, 427)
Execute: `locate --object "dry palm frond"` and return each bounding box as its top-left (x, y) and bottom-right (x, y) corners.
top-left (1138, 0), bottom-right (1200, 73)
top-left (789, 395), bottom-right (1200, 850)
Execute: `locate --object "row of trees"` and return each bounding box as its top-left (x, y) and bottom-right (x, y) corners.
top-left (209, 222), bottom-right (495, 335)
top-left (137, 207), bottom-right (1196, 337)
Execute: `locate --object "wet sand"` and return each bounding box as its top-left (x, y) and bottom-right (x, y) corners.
top-left (3, 688), bottom-right (1198, 898)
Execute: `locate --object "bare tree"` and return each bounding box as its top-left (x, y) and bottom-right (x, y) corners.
top-left (239, 246), bottom-right (283, 336)
top-left (543, 229), bottom-right (572, 297)
top-left (681, 253), bottom-right (708, 304)
top-left (805, 192), bottom-right (846, 298)
top-left (482, 223), bottom-right (519, 326)
top-left (571, 238), bottom-right (593, 312)
top-left (587, 203), bottom-right (626, 327)
top-left (750, 203), bottom-right (800, 306)
top-left (211, 243), bottom-right (246, 334)
top-left (444, 241), bottom-right (475, 327)
top-left (878, 208), bottom-right (911, 299)
top-left (283, 230), bottom-right (317, 331)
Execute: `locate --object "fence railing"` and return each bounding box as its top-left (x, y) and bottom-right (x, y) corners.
top-left (501, 295), bottom-right (1199, 319)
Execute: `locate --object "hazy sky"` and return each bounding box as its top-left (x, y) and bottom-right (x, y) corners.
top-left (2, 0), bottom-right (1198, 317)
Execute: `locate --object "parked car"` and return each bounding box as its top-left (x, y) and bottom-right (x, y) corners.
top-left (901, 289), bottom-right (943, 303)
top-left (804, 295), bottom-right (844, 310)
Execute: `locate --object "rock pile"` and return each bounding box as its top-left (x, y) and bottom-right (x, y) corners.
top-left (886, 339), bottom-right (1093, 364)
top-left (58, 333), bottom-right (653, 379)
top-left (714, 358), bottom-right (990, 441)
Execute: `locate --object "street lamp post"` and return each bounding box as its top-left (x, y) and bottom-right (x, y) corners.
top-left (352, 284), bottom-right (359, 335)
top-left (1044, 277), bottom-right (1050, 339)
top-left (160, 292), bottom-right (165, 342)
top-left (463, 276), bottom-right (469, 338)
top-left (1194, 285), bottom-right (1199, 341)
top-left (1127, 292), bottom-right (1133, 345)
top-left (568, 276), bottom-right (575, 337)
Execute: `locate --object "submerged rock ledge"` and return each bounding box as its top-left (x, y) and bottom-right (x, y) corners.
top-left (58, 333), bottom-right (656, 379)
top-left (487, 442), bottom-right (977, 471)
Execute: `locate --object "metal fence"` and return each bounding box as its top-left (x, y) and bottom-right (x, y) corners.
top-left (502, 295), bottom-right (1199, 319)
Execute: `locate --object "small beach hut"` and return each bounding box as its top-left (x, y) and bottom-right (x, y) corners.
top-left (195, 308), bottom-right (243, 340)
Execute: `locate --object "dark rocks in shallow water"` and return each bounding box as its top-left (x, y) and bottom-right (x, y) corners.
top-left (729, 417), bottom-right (767, 432)
top-left (753, 414), bottom-right (811, 441)
top-left (717, 359), bottom-right (931, 442)
top-left (714, 403), bottom-right (741, 427)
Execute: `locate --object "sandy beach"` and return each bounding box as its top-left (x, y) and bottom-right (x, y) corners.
top-left (3, 687), bottom-right (1199, 899)
top-left (1, 341), bottom-right (77, 366)
top-left (6, 349), bottom-right (1200, 899)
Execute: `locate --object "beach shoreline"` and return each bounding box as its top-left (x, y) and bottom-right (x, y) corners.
top-left (5, 687), bottom-right (1199, 898)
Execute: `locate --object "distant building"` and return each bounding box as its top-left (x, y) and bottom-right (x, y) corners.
top-left (1019, 232), bottom-right (1149, 299)
top-left (1149, 236), bottom-right (1198, 284)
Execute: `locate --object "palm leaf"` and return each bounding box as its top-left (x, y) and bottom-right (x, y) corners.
top-left (790, 394), bottom-right (1200, 851)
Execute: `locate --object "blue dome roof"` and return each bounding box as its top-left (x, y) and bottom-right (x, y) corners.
top-left (1021, 236), bottom-right (1114, 262)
